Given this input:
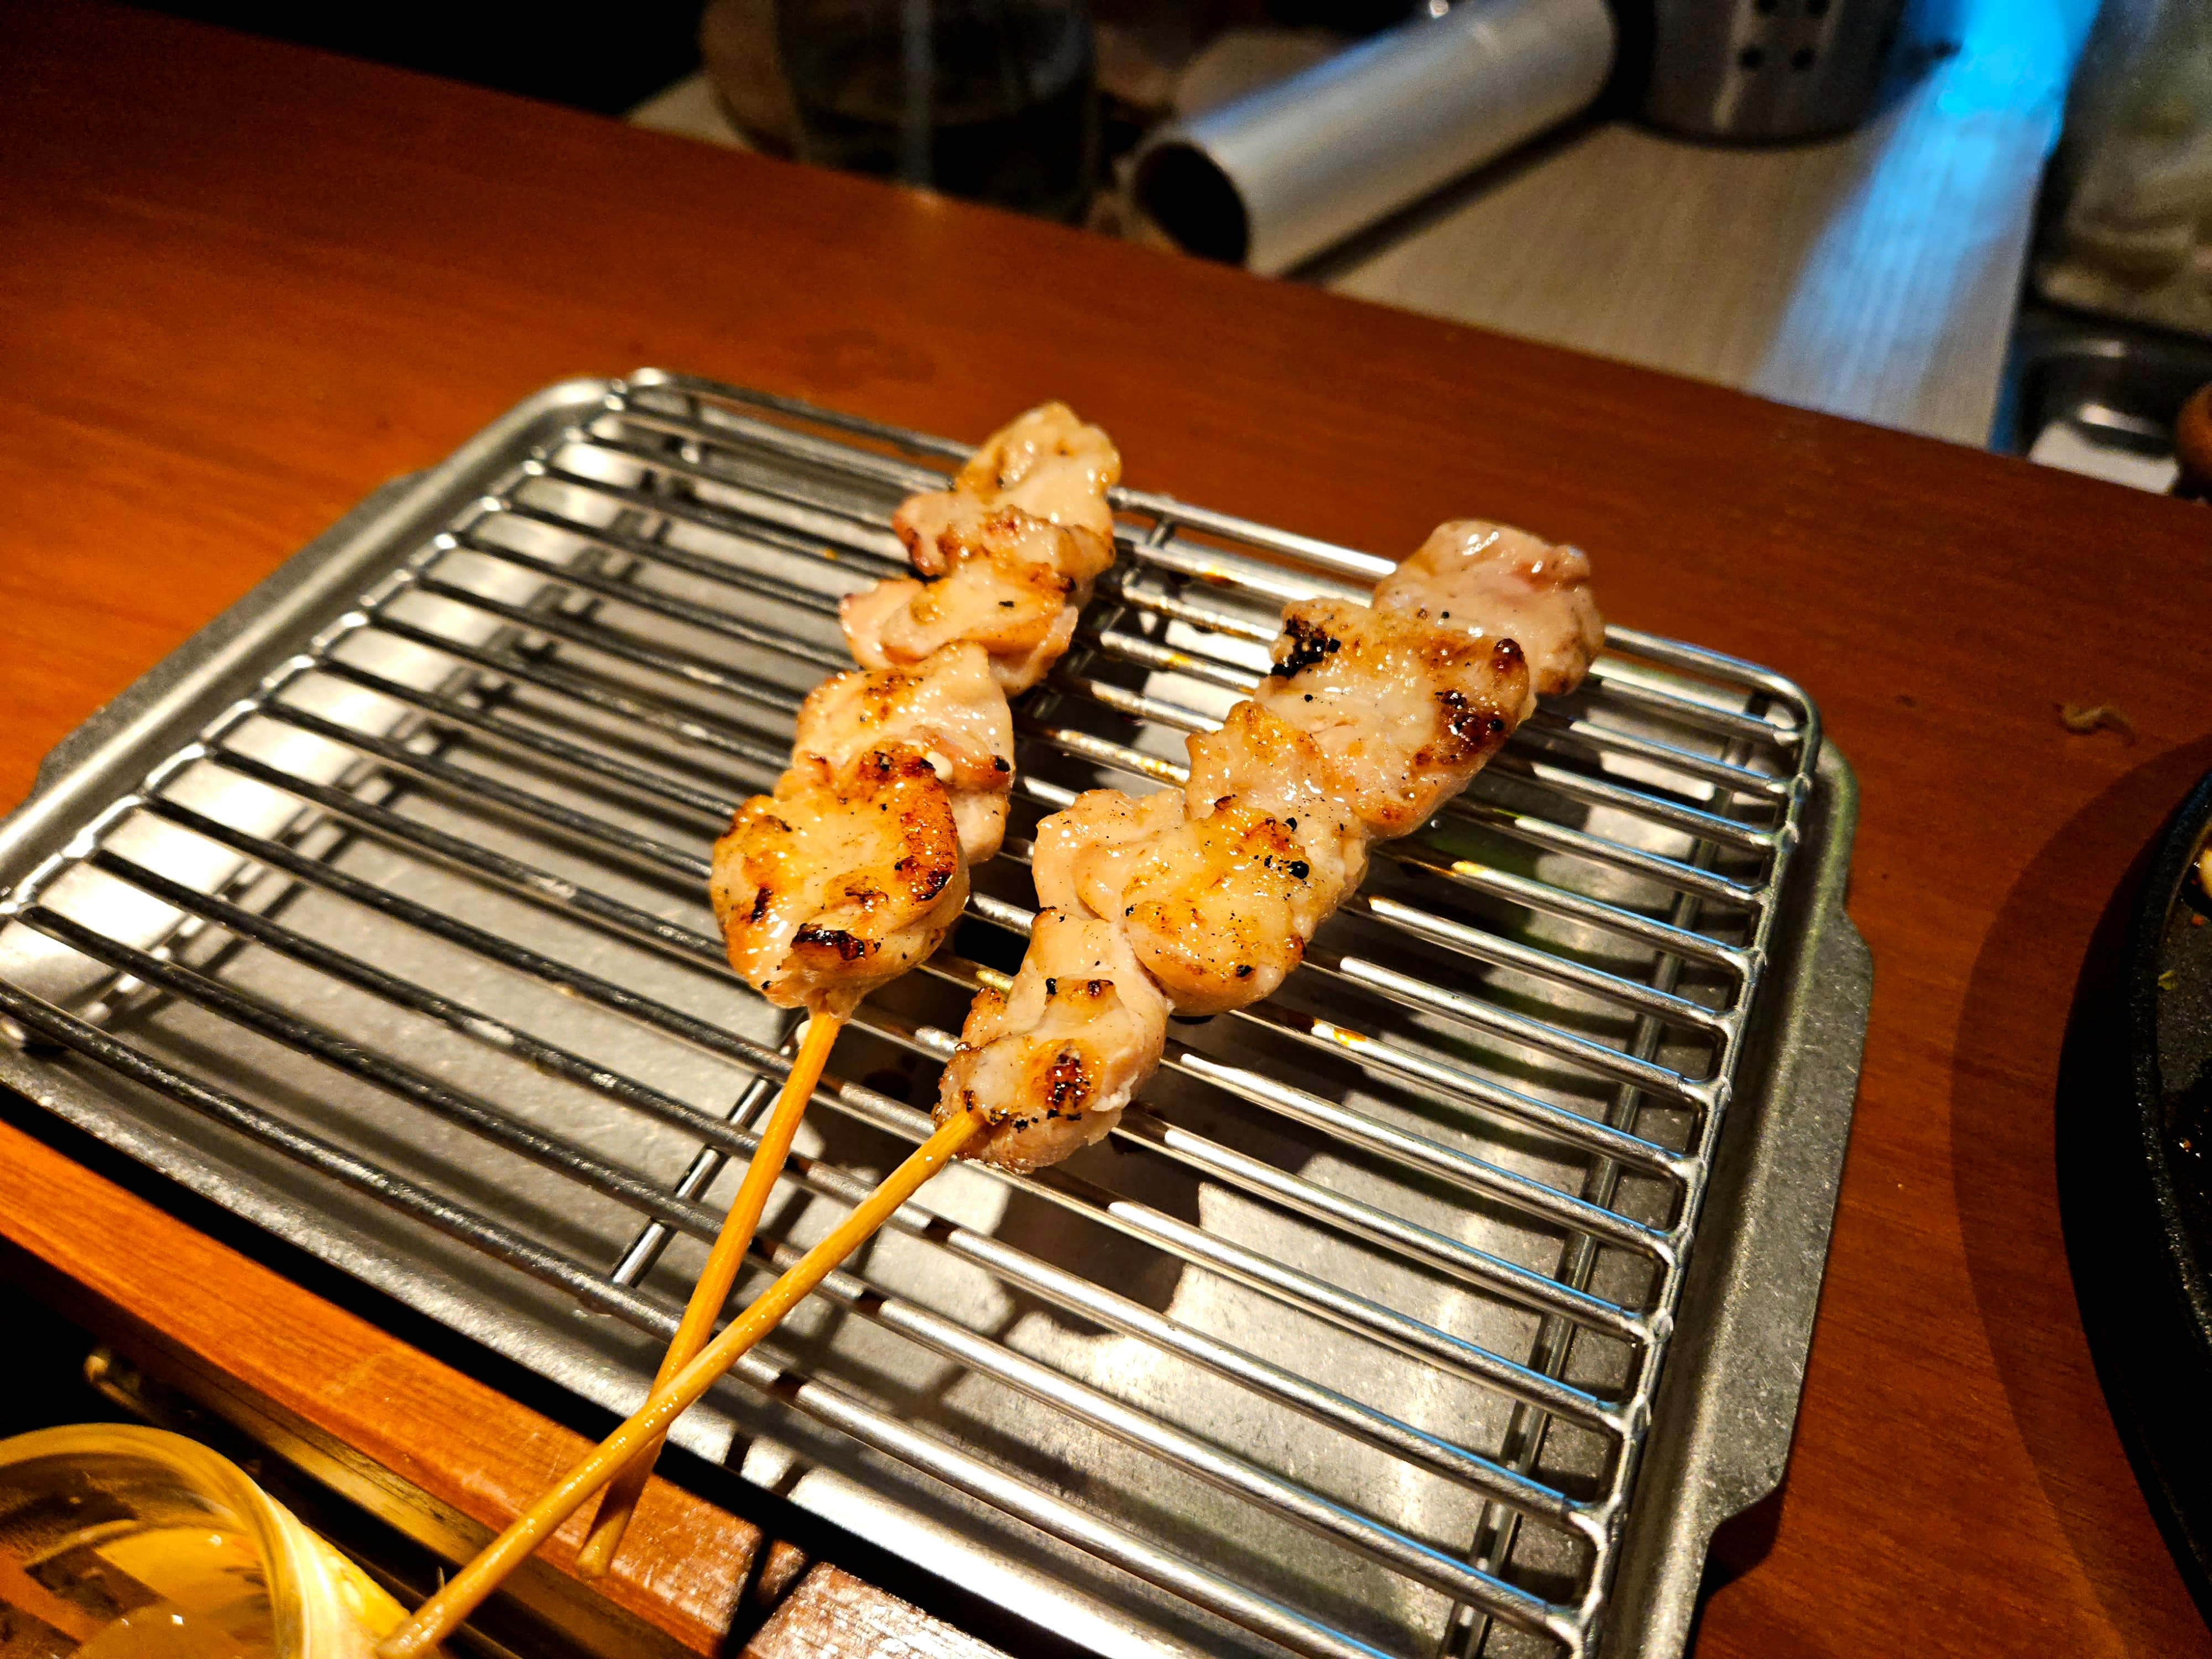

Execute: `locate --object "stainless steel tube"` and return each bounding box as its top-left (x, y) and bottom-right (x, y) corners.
top-left (1133, 0), bottom-right (1614, 274)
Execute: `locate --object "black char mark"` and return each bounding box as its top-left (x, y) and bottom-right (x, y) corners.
top-left (1437, 688), bottom-right (1509, 752)
top-left (794, 925), bottom-right (873, 962)
top-left (1271, 614), bottom-right (1343, 679)
top-left (1044, 1047), bottom-right (1091, 1117)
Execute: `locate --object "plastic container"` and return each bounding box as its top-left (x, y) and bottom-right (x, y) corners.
top-left (0, 1425), bottom-right (414, 1659)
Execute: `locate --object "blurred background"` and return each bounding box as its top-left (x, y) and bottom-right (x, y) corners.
top-left (144, 0), bottom-right (2212, 497)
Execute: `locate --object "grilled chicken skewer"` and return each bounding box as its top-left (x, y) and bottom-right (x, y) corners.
top-left (378, 519), bottom-right (1597, 1659)
top-left (844, 401), bottom-right (1120, 693)
top-left (572, 405), bottom-right (1119, 1577)
top-left (943, 520), bottom-right (1600, 1170)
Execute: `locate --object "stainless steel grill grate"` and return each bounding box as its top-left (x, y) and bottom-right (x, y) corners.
top-left (0, 375), bottom-right (1866, 1659)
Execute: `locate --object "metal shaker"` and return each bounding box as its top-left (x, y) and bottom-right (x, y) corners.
top-left (1632, 0), bottom-right (1908, 141)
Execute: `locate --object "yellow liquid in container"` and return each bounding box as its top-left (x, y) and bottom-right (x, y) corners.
top-left (71, 1526), bottom-right (276, 1659)
top-left (0, 1426), bottom-right (419, 1659)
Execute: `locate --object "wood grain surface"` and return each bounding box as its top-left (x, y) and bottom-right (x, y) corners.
top-left (4, 4), bottom-right (2212, 1656)
top-left (0, 1113), bottom-right (772, 1655)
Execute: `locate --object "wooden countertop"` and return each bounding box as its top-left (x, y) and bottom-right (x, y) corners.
top-left (3, 4), bottom-right (2210, 1655)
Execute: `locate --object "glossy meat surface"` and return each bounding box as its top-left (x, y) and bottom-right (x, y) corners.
top-left (1185, 702), bottom-right (1369, 905)
top-left (711, 745), bottom-right (969, 1017)
top-left (934, 907), bottom-right (1169, 1172)
top-left (1372, 519), bottom-right (1603, 707)
top-left (1253, 600), bottom-right (1530, 838)
top-left (1030, 786), bottom-right (1185, 918)
top-left (938, 516), bottom-right (1598, 1172)
top-left (933, 399), bottom-right (1120, 559)
top-left (1113, 802), bottom-right (1333, 1014)
top-left (792, 643), bottom-right (1014, 861)
top-left (846, 505), bottom-right (1083, 691)
top-left (850, 403), bottom-right (1120, 692)
top-left (1034, 778), bottom-right (1348, 1016)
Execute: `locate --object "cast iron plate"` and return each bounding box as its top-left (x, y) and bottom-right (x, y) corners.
top-left (2062, 765), bottom-right (2212, 1625)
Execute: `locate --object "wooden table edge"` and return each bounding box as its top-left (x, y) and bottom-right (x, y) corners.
top-left (0, 1107), bottom-right (827, 1656)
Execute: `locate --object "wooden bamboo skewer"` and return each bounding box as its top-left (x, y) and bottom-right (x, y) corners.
top-left (392, 405), bottom-right (1117, 1614)
top-left (377, 1104), bottom-right (987, 1659)
top-left (572, 1008), bottom-right (843, 1578)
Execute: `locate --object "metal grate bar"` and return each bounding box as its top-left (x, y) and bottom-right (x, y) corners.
top-left (1375, 841), bottom-right (1747, 975)
top-left (543, 444), bottom-right (909, 566)
top-left (1046, 670), bottom-right (1763, 907)
top-left (861, 1000), bottom-right (1652, 1337)
top-left (23, 899), bottom-right (1562, 1625)
top-left (473, 454), bottom-right (1788, 901)
top-left (254, 700), bottom-right (712, 882)
top-left (910, 951), bottom-right (1677, 1264)
top-left (307, 656), bottom-right (744, 821)
top-left (356, 612), bottom-right (792, 773)
top-left (1093, 568), bottom-right (1798, 791)
top-left (1348, 894), bottom-right (1724, 1035)
top-left (410, 572), bottom-right (818, 708)
top-left (568, 414), bottom-right (1803, 784)
top-left (508, 467), bottom-right (909, 586)
top-left (1204, 1001), bottom-right (1694, 1182)
top-left (958, 880), bottom-right (1707, 1112)
top-left (268, 629), bottom-right (1722, 1188)
top-left (1080, 622), bottom-right (1790, 820)
top-left (196, 748), bottom-right (722, 966)
top-left (457, 535), bottom-right (853, 668)
top-left (122, 789), bottom-right (1628, 1430)
top-left (85, 842), bottom-right (1596, 1536)
top-left (1009, 727), bottom-right (1747, 991)
top-left (1157, 1037), bottom-right (1681, 1251)
top-left (204, 722), bottom-right (1667, 1336)
top-left (482, 502), bottom-right (851, 617)
top-left (0, 978), bottom-right (1465, 1659)
top-left (611, 1061), bottom-right (785, 1286)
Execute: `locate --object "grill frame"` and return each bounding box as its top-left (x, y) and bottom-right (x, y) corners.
top-left (0, 374), bottom-right (1870, 1659)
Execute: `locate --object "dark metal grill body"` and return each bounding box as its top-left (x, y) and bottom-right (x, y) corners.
top-left (0, 377), bottom-right (1871, 1659)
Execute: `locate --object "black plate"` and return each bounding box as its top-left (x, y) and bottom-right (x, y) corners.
top-left (2060, 766), bottom-right (2212, 1622)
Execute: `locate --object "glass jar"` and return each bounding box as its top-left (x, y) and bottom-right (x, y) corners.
top-left (0, 1425), bottom-right (415, 1659)
top-left (776, 0), bottom-right (1099, 220)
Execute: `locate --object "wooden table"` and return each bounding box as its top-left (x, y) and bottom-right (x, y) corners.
top-left (3, 4), bottom-right (2210, 1654)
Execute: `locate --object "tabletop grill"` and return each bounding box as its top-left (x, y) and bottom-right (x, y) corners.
top-left (0, 375), bottom-right (1868, 1659)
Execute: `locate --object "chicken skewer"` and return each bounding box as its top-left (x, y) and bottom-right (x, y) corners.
top-left (942, 520), bottom-right (1601, 1170)
top-left (377, 520), bottom-right (1597, 1658)
top-left (572, 405), bottom-right (1120, 1575)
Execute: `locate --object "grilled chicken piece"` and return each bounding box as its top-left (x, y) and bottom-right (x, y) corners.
top-left (711, 745), bottom-right (969, 1017)
top-left (932, 907), bottom-right (1169, 1173)
top-left (1113, 804), bottom-right (1336, 1014)
top-left (792, 643), bottom-right (1015, 862)
top-left (1185, 703), bottom-right (1369, 904)
top-left (941, 518), bottom-right (1598, 1173)
top-left (843, 505), bottom-right (1086, 693)
top-left (906, 400), bottom-right (1120, 565)
top-left (1372, 520), bottom-right (1603, 710)
top-left (1253, 601), bottom-right (1530, 839)
top-left (1030, 786), bottom-right (1185, 917)
top-left (847, 404), bottom-right (1120, 693)
top-left (1039, 774), bottom-right (1354, 1015)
